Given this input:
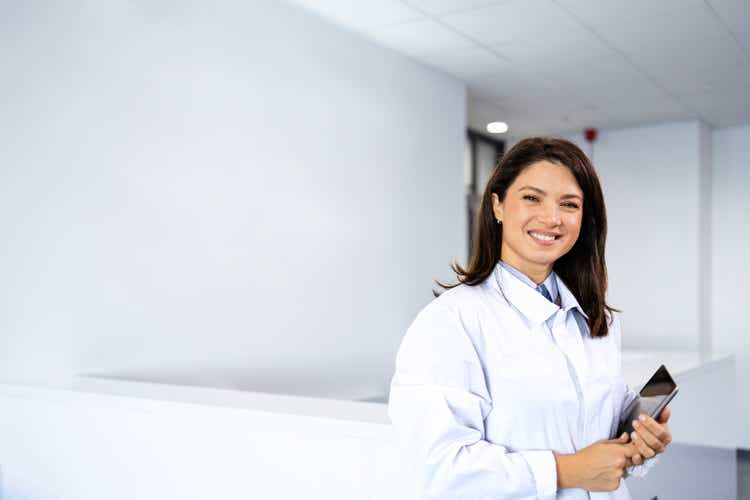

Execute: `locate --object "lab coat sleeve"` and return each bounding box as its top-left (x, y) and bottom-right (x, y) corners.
top-left (611, 313), bottom-right (660, 478)
top-left (388, 302), bottom-right (558, 500)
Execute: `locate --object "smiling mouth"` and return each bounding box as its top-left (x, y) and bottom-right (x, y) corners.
top-left (528, 231), bottom-right (560, 242)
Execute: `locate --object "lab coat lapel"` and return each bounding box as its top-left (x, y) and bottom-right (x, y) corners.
top-left (553, 275), bottom-right (591, 383)
top-left (492, 264), bottom-right (559, 327)
top-left (555, 274), bottom-right (589, 320)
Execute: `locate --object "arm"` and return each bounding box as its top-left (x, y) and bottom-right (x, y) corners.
top-left (387, 303), bottom-right (557, 500)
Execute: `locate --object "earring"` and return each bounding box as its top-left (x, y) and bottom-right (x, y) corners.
top-left (496, 219), bottom-right (502, 224)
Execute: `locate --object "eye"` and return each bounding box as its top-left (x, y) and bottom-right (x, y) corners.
top-left (522, 195), bottom-right (540, 202)
top-left (561, 202), bottom-right (580, 209)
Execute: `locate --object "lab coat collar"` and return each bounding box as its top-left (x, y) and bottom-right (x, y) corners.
top-left (554, 273), bottom-right (589, 320)
top-left (490, 262), bottom-right (589, 325)
top-left (491, 263), bottom-right (560, 326)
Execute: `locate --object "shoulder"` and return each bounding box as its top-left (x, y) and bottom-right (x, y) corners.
top-left (431, 279), bottom-right (497, 317)
top-left (407, 284), bottom-right (476, 339)
top-left (396, 283), bottom-right (491, 368)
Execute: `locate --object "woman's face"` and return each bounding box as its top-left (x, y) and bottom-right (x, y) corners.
top-left (492, 160), bottom-right (584, 282)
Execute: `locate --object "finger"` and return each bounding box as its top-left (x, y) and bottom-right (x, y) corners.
top-left (631, 431), bottom-right (657, 458)
top-left (632, 418), bottom-right (665, 453)
top-left (622, 442), bottom-right (640, 459)
top-left (635, 415), bottom-right (670, 449)
top-left (625, 453), bottom-right (643, 472)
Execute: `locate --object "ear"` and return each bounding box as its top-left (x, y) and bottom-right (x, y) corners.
top-left (491, 193), bottom-right (504, 222)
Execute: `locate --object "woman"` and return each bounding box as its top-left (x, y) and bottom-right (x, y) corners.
top-left (388, 137), bottom-right (672, 499)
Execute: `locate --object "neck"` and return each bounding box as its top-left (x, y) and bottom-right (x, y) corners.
top-left (500, 253), bottom-right (552, 285)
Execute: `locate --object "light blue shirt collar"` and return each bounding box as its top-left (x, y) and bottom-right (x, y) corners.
top-left (498, 260), bottom-right (558, 303)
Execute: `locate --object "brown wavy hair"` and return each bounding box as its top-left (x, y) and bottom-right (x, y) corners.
top-left (436, 137), bottom-right (618, 338)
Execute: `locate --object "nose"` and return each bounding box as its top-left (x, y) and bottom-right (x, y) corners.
top-left (539, 204), bottom-right (562, 226)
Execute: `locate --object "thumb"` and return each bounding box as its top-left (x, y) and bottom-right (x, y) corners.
top-left (603, 432), bottom-right (629, 444)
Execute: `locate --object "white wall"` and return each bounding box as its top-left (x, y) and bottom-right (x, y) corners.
top-left (712, 124), bottom-right (750, 449)
top-left (0, 1), bottom-right (466, 399)
top-left (564, 122), bottom-right (704, 350)
top-left (563, 120), bottom-right (750, 448)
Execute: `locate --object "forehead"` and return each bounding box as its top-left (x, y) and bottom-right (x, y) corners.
top-left (514, 160), bottom-right (582, 193)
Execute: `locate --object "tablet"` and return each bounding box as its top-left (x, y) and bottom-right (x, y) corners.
top-left (616, 364), bottom-right (679, 436)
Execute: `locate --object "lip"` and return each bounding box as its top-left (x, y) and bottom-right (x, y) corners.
top-left (528, 230), bottom-right (561, 246)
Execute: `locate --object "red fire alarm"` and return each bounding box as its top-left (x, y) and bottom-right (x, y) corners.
top-left (584, 128), bottom-right (597, 143)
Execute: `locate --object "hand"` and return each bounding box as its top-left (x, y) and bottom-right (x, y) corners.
top-left (555, 433), bottom-right (638, 492)
top-left (628, 407), bottom-right (672, 463)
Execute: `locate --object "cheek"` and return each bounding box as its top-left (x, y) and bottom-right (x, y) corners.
top-left (564, 216), bottom-right (583, 242)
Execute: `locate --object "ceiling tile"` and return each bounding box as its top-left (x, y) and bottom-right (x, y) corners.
top-left (556, 0), bottom-right (706, 29)
top-left (441, 0), bottom-right (581, 46)
top-left (628, 31), bottom-right (747, 71)
top-left (562, 2), bottom-right (729, 55)
top-left (290, 0), bottom-right (424, 31)
top-left (564, 76), bottom-right (669, 107)
top-left (557, 106), bottom-right (613, 128)
top-left (631, 43), bottom-right (750, 96)
top-left (528, 55), bottom-right (646, 90)
top-left (707, 0), bottom-right (750, 51)
top-left (405, 0), bottom-right (509, 16)
top-left (679, 85), bottom-right (750, 127)
top-left (492, 26), bottom-right (617, 66)
top-left (602, 95), bottom-right (695, 125)
top-left (469, 100), bottom-right (562, 137)
top-left (467, 96), bottom-right (511, 130)
top-left (468, 67), bottom-right (559, 99)
top-left (367, 19), bottom-right (474, 55)
top-left (468, 97), bottom-right (576, 140)
top-left (497, 105), bottom-right (612, 135)
top-left (416, 46), bottom-right (514, 79)
top-left (490, 92), bottom-right (592, 116)
top-left (283, 0), bottom-right (750, 134)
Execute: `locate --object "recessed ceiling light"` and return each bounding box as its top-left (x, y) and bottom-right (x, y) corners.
top-left (486, 121), bottom-right (509, 134)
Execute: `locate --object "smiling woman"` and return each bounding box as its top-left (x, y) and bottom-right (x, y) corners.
top-left (438, 137), bottom-right (612, 339)
top-left (491, 161), bottom-right (584, 286)
top-left (388, 137), bottom-right (674, 499)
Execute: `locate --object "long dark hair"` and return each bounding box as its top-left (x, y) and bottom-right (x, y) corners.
top-left (436, 137), bottom-right (618, 338)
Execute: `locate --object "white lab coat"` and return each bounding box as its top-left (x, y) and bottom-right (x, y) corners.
top-left (388, 263), bottom-right (656, 499)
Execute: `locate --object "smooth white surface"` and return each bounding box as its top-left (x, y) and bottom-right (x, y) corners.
top-left (0, 378), bottom-right (416, 500)
top-left (0, 1), bottom-right (466, 399)
top-left (1, 348), bottom-right (728, 417)
top-left (0, 351), bottom-right (735, 500)
top-left (712, 124), bottom-right (750, 449)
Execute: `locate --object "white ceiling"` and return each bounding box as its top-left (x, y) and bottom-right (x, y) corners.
top-left (291, 0), bottom-right (750, 139)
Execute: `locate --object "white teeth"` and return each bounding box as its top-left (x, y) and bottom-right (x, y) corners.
top-left (530, 232), bottom-right (556, 241)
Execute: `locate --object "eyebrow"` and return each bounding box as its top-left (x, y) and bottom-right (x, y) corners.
top-left (518, 185), bottom-right (582, 201)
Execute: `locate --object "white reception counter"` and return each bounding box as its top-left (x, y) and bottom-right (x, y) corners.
top-left (0, 350), bottom-right (736, 500)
